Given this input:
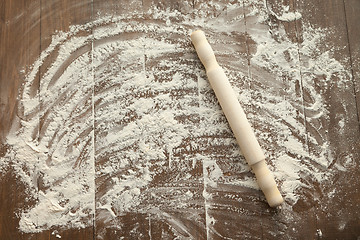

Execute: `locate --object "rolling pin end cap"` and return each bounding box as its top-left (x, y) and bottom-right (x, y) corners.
top-left (266, 192), bottom-right (284, 207)
top-left (190, 29), bottom-right (204, 36)
top-left (190, 30), bottom-right (206, 44)
top-left (251, 160), bottom-right (284, 207)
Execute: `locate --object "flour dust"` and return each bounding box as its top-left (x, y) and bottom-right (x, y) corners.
top-left (0, 0), bottom-right (353, 237)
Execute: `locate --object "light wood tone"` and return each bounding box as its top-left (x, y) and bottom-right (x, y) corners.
top-left (191, 30), bottom-right (283, 207)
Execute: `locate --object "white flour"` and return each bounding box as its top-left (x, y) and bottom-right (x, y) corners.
top-left (0, 0), bottom-right (353, 236)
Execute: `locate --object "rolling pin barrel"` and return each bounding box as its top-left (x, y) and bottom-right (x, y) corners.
top-left (190, 30), bottom-right (284, 207)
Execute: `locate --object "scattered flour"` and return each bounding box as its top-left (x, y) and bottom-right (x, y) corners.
top-left (263, 0), bottom-right (302, 22)
top-left (317, 229), bottom-right (323, 237)
top-left (0, 0), bottom-right (352, 236)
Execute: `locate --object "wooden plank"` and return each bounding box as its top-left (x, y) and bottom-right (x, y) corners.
top-left (260, 0), bottom-right (360, 238)
top-left (195, 1), bottom-right (271, 239)
top-left (252, 0), bottom-right (320, 238)
top-left (92, 1), bottom-right (206, 239)
top-left (0, 0), bottom-right (40, 142)
top-left (245, 0), bottom-right (318, 238)
top-left (92, 2), bottom-right (143, 239)
top-left (294, 0), bottom-right (360, 238)
top-left (142, 2), bottom-right (206, 239)
top-left (344, 0), bottom-right (360, 129)
top-left (0, 0), bottom-right (41, 239)
top-left (35, 0), bottom-right (94, 239)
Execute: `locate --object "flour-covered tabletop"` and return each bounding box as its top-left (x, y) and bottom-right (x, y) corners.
top-left (0, 0), bottom-right (359, 239)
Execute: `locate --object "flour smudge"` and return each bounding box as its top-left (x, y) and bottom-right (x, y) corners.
top-left (0, 0), bottom-right (354, 238)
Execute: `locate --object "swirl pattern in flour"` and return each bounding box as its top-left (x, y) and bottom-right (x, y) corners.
top-left (0, 1), bottom-right (354, 238)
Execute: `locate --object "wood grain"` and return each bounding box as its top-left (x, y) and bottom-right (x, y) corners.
top-left (344, 0), bottom-right (360, 128)
top-left (38, 1), bottom-right (94, 239)
top-left (0, 0), bottom-right (359, 239)
top-left (0, 1), bottom-right (40, 239)
top-left (295, 0), bottom-right (360, 238)
top-left (93, 1), bottom-right (207, 239)
top-left (198, 2), bottom-right (272, 239)
top-left (248, 0), bottom-right (316, 238)
top-left (264, 0), bottom-right (318, 237)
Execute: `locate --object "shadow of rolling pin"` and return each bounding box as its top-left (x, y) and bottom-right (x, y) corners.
top-left (191, 30), bottom-right (284, 207)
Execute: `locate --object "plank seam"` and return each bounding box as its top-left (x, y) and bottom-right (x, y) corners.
top-left (342, 0), bottom-right (360, 132)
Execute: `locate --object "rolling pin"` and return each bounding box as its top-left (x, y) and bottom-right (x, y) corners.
top-left (191, 30), bottom-right (284, 207)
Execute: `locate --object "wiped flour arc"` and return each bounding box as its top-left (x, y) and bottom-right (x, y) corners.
top-left (0, 2), bottom-right (351, 237)
top-left (13, 17), bottom-right (208, 234)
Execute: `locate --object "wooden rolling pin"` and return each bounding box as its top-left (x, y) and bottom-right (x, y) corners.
top-left (191, 30), bottom-right (284, 207)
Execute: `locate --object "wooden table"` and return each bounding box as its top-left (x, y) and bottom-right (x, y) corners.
top-left (1, 0), bottom-right (359, 239)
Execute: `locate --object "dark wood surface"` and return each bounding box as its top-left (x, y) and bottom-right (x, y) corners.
top-left (1, 0), bottom-right (359, 239)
